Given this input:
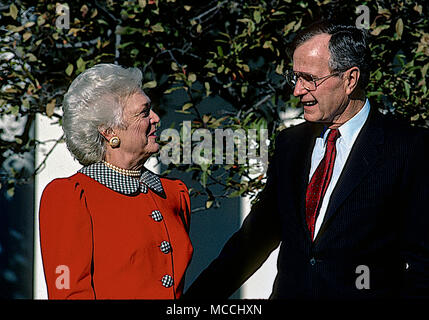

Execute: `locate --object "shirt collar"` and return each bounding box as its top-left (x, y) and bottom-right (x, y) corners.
top-left (322, 98), bottom-right (371, 148)
top-left (78, 162), bottom-right (164, 195)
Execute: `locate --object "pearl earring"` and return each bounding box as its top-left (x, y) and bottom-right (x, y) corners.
top-left (109, 136), bottom-right (120, 148)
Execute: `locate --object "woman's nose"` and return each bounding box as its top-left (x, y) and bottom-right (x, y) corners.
top-left (150, 110), bottom-right (160, 122)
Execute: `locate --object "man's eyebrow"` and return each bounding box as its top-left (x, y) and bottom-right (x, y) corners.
top-left (294, 70), bottom-right (312, 76)
top-left (294, 71), bottom-right (316, 79)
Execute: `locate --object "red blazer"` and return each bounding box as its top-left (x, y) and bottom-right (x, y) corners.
top-left (39, 164), bottom-right (193, 299)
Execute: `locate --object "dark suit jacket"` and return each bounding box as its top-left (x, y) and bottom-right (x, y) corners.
top-left (184, 107), bottom-right (429, 299)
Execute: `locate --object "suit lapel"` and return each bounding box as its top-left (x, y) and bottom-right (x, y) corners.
top-left (314, 110), bottom-right (385, 242)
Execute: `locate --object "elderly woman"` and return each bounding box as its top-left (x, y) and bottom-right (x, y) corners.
top-left (39, 63), bottom-right (193, 299)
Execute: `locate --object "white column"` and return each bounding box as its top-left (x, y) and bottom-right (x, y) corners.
top-left (238, 111), bottom-right (304, 299)
top-left (239, 195), bottom-right (279, 299)
top-left (33, 113), bottom-right (80, 299)
top-left (238, 134), bottom-right (278, 299)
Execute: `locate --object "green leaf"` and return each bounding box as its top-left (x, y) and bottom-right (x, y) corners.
top-left (421, 63), bottom-right (429, 78)
top-left (181, 102), bottom-right (193, 111)
top-left (275, 60), bottom-right (284, 75)
top-left (91, 8), bottom-right (98, 18)
top-left (204, 61), bottom-right (216, 68)
top-left (283, 21), bottom-right (296, 35)
top-left (395, 18), bottom-right (404, 39)
top-left (404, 81), bottom-right (410, 98)
top-left (374, 69), bottom-right (382, 80)
top-left (7, 187), bottom-right (15, 198)
top-left (24, 21), bottom-right (35, 28)
top-left (171, 62), bottom-right (179, 71)
top-left (26, 53), bottom-right (37, 62)
top-left (175, 110), bottom-right (191, 115)
top-left (228, 188), bottom-right (246, 198)
top-left (241, 85), bottom-right (248, 97)
top-left (46, 99), bottom-right (56, 117)
top-left (263, 40), bottom-right (273, 51)
top-left (23, 32), bottom-right (32, 42)
top-left (411, 114), bottom-right (419, 121)
top-left (205, 199), bottom-right (214, 209)
top-left (217, 46), bottom-right (224, 57)
top-left (151, 23), bottom-right (164, 32)
top-left (65, 64), bottom-right (74, 76)
top-left (367, 91), bottom-right (383, 97)
top-left (37, 15), bottom-right (45, 26)
top-left (10, 4), bottom-right (18, 20)
top-left (188, 73), bottom-right (197, 83)
top-left (371, 25), bottom-right (389, 36)
top-left (414, 4), bottom-right (423, 15)
top-left (253, 10), bottom-right (261, 24)
top-left (143, 80), bottom-right (157, 89)
top-left (272, 10), bottom-right (286, 16)
top-left (164, 86), bottom-right (184, 94)
top-left (76, 57), bottom-right (86, 73)
top-left (200, 171), bottom-right (207, 188)
top-left (241, 64), bottom-right (250, 72)
top-left (204, 82), bottom-right (211, 96)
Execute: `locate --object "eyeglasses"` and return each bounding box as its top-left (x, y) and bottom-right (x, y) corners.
top-left (284, 69), bottom-right (342, 91)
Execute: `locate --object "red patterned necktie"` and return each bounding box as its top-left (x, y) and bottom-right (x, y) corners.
top-left (306, 129), bottom-right (340, 240)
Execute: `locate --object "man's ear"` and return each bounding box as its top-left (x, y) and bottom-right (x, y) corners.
top-left (344, 67), bottom-right (360, 95)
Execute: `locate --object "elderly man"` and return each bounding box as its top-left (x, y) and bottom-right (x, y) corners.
top-left (184, 21), bottom-right (429, 299)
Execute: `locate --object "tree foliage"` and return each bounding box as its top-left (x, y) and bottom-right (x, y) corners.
top-left (1, 0), bottom-right (428, 207)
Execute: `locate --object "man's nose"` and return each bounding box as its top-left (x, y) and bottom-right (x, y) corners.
top-left (293, 78), bottom-right (307, 97)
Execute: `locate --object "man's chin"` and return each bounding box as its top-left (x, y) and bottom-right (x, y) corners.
top-left (303, 112), bottom-right (320, 123)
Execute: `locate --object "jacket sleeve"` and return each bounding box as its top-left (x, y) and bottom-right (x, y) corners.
top-left (39, 178), bottom-right (95, 299)
top-left (183, 152), bottom-right (281, 299)
top-left (400, 128), bottom-right (429, 298)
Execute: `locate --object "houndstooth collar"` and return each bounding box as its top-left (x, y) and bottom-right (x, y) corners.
top-left (78, 162), bottom-right (164, 195)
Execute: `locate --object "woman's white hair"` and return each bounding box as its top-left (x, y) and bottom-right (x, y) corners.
top-left (62, 63), bottom-right (143, 165)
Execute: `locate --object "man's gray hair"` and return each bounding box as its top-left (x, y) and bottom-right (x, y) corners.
top-left (290, 21), bottom-right (370, 89)
top-left (62, 63), bottom-right (143, 165)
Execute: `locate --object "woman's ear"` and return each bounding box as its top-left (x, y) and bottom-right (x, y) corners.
top-left (99, 126), bottom-right (121, 148)
top-left (344, 66), bottom-right (360, 95)
top-left (98, 126), bottom-right (115, 142)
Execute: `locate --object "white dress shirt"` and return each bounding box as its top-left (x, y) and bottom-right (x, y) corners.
top-left (310, 99), bottom-right (371, 239)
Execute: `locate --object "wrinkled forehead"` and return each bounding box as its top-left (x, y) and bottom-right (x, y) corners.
top-left (123, 90), bottom-right (151, 113)
top-left (130, 89), bottom-right (151, 105)
top-left (292, 33), bottom-right (332, 73)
